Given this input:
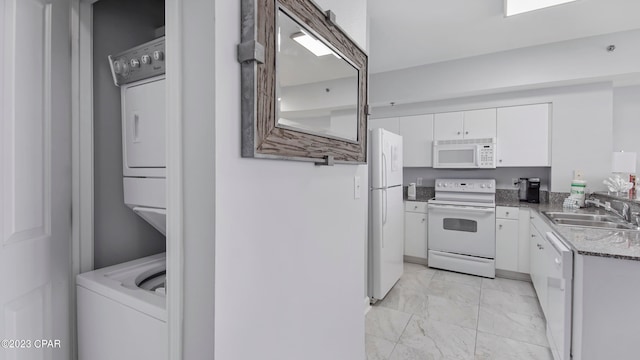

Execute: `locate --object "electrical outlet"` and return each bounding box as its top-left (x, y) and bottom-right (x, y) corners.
top-left (354, 176), bottom-right (361, 199)
top-left (417, 177), bottom-right (423, 186)
top-left (512, 178), bottom-right (520, 187)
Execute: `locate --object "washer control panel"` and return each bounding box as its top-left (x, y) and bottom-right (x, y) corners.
top-left (109, 37), bottom-right (165, 86)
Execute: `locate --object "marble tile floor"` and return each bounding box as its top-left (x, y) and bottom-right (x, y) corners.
top-left (365, 262), bottom-right (554, 360)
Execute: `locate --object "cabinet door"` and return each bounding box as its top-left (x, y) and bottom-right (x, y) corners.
top-left (496, 219), bottom-right (519, 272)
top-left (529, 225), bottom-right (547, 313)
top-left (497, 104), bottom-right (550, 167)
top-left (368, 117), bottom-right (400, 135)
top-left (463, 108), bottom-right (496, 139)
top-left (434, 112), bottom-right (464, 140)
top-left (404, 212), bottom-right (428, 259)
top-left (518, 209), bottom-right (531, 273)
top-left (399, 114), bottom-right (434, 167)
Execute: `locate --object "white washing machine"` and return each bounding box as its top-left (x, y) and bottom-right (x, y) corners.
top-left (77, 253), bottom-right (167, 360)
top-left (76, 37), bottom-right (168, 359)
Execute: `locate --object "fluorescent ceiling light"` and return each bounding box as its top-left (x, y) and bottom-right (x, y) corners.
top-left (291, 31), bottom-right (333, 56)
top-left (504, 0), bottom-right (577, 16)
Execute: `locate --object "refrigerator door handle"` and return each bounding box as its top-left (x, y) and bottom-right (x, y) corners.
top-left (383, 188), bottom-right (388, 226)
top-left (382, 152), bottom-right (388, 189)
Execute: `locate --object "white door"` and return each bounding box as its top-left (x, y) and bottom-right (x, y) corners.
top-left (463, 108), bottom-right (496, 139)
top-left (123, 78), bottom-right (166, 169)
top-left (433, 111), bottom-right (463, 140)
top-left (1, 0), bottom-right (72, 359)
top-left (495, 218), bottom-right (518, 272)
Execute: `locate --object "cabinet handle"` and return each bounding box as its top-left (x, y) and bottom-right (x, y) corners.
top-left (499, 159), bottom-right (503, 163)
top-left (505, 211), bottom-right (509, 216)
top-left (465, 131), bottom-right (469, 135)
top-left (531, 234), bottom-right (536, 238)
top-left (537, 243), bottom-right (544, 250)
top-left (457, 131), bottom-right (461, 135)
top-left (414, 205), bottom-right (418, 209)
top-left (421, 218), bottom-right (425, 223)
top-left (498, 224), bottom-right (503, 229)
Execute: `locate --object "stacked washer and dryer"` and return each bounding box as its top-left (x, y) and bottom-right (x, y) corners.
top-left (76, 37), bottom-right (168, 360)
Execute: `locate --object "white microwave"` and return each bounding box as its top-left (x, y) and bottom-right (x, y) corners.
top-left (433, 138), bottom-right (496, 169)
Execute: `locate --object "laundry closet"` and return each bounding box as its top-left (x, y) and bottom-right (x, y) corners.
top-left (75, 0), bottom-right (168, 359)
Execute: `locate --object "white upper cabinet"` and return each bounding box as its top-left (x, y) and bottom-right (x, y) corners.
top-left (399, 114), bottom-right (434, 167)
top-left (433, 111), bottom-right (464, 140)
top-left (434, 109), bottom-right (496, 140)
top-left (368, 117), bottom-right (400, 135)
top-left (463, 108), bottom-right (496, 139)
top-left (497, 104), bottom-right (550, 167)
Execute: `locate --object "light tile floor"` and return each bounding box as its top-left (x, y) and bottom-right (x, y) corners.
top-left (365, 263), bottom-right (554, 360)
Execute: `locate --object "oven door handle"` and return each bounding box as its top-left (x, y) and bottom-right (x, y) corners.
top-left (428, 204), bottom-right (495, 213)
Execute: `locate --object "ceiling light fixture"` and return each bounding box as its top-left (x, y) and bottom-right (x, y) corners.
top-left (291, 31), bottom-right (333, 56)
top-left (504, 0), bottom-right (578, 16)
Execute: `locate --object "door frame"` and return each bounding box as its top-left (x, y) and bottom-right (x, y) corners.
top-left (70, 0), bottom-right (184, 358)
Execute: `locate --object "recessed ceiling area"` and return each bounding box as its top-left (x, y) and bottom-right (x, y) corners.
top-left (368, 0), bottom-right (640, 73)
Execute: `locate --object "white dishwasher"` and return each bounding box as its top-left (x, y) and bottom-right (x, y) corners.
top-left (544, 232), bottom-right (573, 360)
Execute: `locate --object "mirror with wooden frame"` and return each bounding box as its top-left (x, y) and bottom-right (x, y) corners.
top-left (238, 0), bottom-right (368, 165)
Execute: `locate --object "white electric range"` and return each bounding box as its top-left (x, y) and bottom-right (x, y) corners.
top-left (427, 179), bottom-right (496, 278)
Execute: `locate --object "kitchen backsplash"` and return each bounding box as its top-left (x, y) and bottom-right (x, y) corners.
top-left (404, 186), bottom-right (569, 206)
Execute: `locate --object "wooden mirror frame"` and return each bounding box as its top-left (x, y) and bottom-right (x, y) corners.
top-left (238, 0), bottom-right (368, 165)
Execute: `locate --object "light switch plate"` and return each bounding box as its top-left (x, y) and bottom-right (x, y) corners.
top-left (417, 177), bottom-right (423, 186)
top-left (354, 176), bottom-right (361, 199)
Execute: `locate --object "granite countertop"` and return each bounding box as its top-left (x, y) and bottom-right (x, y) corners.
top-left (530, 205), bottom-right (640, 261)
top-left (403, 186), bottom-right (640, 260)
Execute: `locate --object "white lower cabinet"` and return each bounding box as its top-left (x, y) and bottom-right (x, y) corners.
top-left (529, 211), bottom-right (550, 314)
top-left (495, 206), bottom-right (528, 273)
top-left (496, 218), bottom-right (518, 271)
top-left (404, 201), bottom-right (428, 262)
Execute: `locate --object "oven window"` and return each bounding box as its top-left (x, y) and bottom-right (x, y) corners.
top-left (438, 149), bottom-right (474, 164)
top-left (443, 218), bottom-right (478, 233)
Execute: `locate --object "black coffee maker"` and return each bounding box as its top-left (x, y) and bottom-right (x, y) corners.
top-left (519, 178), bottom-right (540, 203)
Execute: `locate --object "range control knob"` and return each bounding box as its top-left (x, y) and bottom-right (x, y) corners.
top-left (141, 54), bottom-right (152, 65)
top-left (130, 58), bottom-right (140, 68)
top-left (488, 183), bottom-right (493, 188)
top-left (443, 183), bottom-right (448, 188)
top-left (481, 184), bottom-right (486, 188)
top-left (153, 50), bottom-right (164, 61)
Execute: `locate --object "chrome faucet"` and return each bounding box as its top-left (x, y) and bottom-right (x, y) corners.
top-left (585, 198), bottom-right (631, 222)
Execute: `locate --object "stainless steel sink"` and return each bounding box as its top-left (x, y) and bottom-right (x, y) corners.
top-left (543, 212), bottom-right (624, 223)
top-left (551, 218), bottom-right (638, 230)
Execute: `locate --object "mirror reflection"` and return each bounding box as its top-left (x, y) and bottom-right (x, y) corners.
top-left (276, 9), bottom-right (359, 142)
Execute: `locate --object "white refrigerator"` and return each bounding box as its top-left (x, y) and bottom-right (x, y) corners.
top-left (368, 128), bottom-right (404, 301)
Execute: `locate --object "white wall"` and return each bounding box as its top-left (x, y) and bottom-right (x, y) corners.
top-left (214, 1), bottom-right (368, 360)
top-left (371, 28), bottom-right (640, 105)
top-left (92, 0), bottom-right (166, 268)
top-left (404, 168), bottom-right (551, 191)
top-left (373, 83), bottom-right (613, 192)
top-left (613, 85), bottom-right (640, 172)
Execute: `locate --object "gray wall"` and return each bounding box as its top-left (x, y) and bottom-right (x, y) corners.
top-left (93, 0), bottom-right (165, 268)
top-left (613, 85), bottom-right (640, 172)
top-left (404, 167), bottom-right (551, 191)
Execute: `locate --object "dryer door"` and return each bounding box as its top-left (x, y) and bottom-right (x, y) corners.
top-left (123, 77), bottom-right (166, 169)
